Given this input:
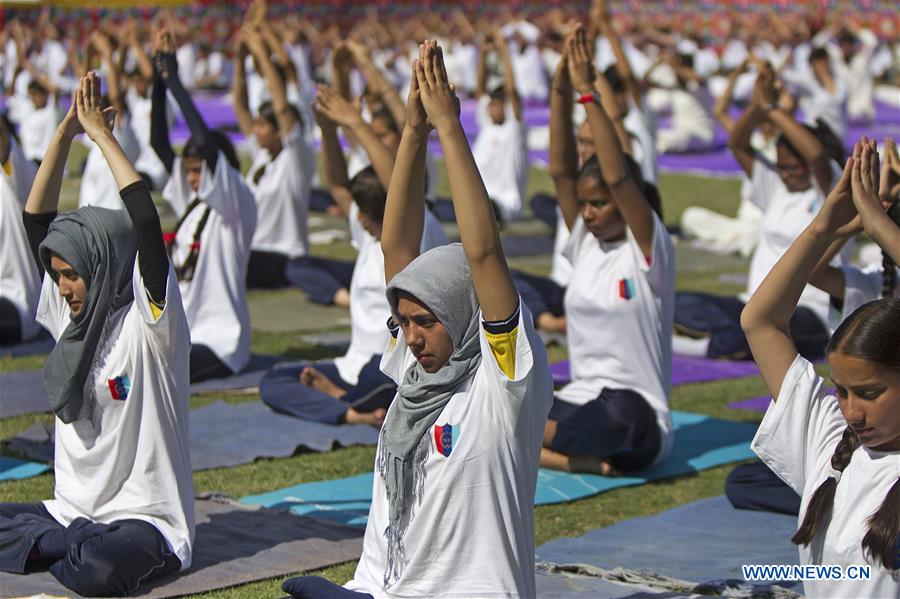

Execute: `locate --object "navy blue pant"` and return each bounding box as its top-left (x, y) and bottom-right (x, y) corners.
top-left (0, 297), bottom-right (22, 345)
top-left (283, 575), bottom-right (373, 598)
top-left (248, 250), bottom-right (291, 289)
top-left (433, 197), bottom-right (503, 224)
top-left (0, 502), bottom-right (181, 597)
top-left (511, 270), bottom-right (566, 321)
top-left (260, 355), bottom-right (395, 424)
top-left (285, 256), bottom-right (355, 306)
top-left (725, 461), bottom-right (801, 516)
top-left (530, 193), bottom-right (558, 230)
top-left (309, 188), bottom-right (337, 213)
top-left (549, 388), bottom-right (661, 472)
top-left (674, 292), bottom-right (829, 360)
top-left (190, 343), bottom-right (234, 383)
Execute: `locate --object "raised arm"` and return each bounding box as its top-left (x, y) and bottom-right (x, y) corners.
top-left (316, 84), bottom-right (395, 190)
top-left (476, 34), bottom-right (489, 99)
top-left (594, 0), bottom-right (642, 108)
top-left (727, 65), bottom-right (775, 178)
top-left (741, 152), bottom-right (858, 397)
top-left (569, 26), bottom-right (655, 256)
top-left (492, 26), bottom-right (522, 122)
top-left (314, 106), bottom-right (354, 217)
top-left (547, 48), bottom-right (580, 231)
top-left (230, 31), bottom-right (255, 139)
top-left (346, 40), bottom-right (406, 131)
top-left (77, 73), bottom-right (168, 305)
top-left (245, 27), bottom-right (298, 135)
top-left (381, 67), bottom-right (429, 283)
top-left (124, 20), bottom-right (154, 80)
top-left (92, 32), bottom-right (126, 117)
top-left (153, 29), bottom-right (217, 170)
top-left (714, 60), bottom-right (749, 134)
top-left (418, 41), bottom-right (518, 322)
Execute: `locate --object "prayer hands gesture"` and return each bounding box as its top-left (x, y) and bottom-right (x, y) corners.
top-left (566, 25), bottom-right (596, 95)
top-left (404, 56), bottom-right (430, 136)
top-left (753, 61), bottom-right (778, 107)
top-left (75, 73), bottom-right (117, 142)
top-left (414, 40), bottom-right (460, 134)
top-left (813, 145), bottom-right (861, 240)
top-left (314, 84), bottom-right (363, 129)
top-left (850, 137), bottom-right (886, 223)
top-left (878, 137), bottom-right (900, 203)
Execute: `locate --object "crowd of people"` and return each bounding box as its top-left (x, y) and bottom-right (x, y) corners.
top-left (0, 1), bottom-right (898, 597)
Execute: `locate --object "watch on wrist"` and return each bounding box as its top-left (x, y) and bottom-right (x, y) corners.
top-left (577, 91), bottom-right (602, 106)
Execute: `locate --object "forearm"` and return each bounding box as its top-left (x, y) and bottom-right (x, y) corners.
top-left (728, 103), bottom-right (766, 175)
top-left (348, 120), bottom-right (395, 189)
top-left (381, 127), bottom-right (428, 282)
top-left (319, 126), bottom-right (351, 190)
top-left (132, 42), bottom-right (154, 80)
top-left (150, 77), bottom-right (175, 172)
top-left (359, 60), bottom-right (406, 128)
top-left (120, 180), bottom-right (168, 304)
top-left (25, 128), bottom-right (72, 215)
top-left (231, 59), bottom-right (254, 136)
top-left (93, 129), bottom-right (142, 190)
top-left (713, 71), bottom-right (741, 132)
top-left (767, 107), bottom-right (825, 165)
top-left (166, 72), bottom-right (216, 167)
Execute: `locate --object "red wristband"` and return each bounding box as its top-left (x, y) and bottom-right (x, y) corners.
top-left (577, 92), bottom-right (600, 105)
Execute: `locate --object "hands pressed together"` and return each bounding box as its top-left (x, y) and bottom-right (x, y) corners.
top-left (59, 73), bottom-right (116, 141)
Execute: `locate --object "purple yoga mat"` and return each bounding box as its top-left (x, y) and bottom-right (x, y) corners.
top-left (551, 355), bottom-right (761, 387)
top-left (728, 395), bottom-right (771, 412)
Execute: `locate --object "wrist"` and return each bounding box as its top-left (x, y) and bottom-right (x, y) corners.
top-left (433, 117), bottom-right (464, 137)
top-left (404, 124), bottom-right (431, 140)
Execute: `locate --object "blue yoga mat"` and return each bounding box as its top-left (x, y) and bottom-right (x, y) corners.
top-left (241, 411), bottom-right (757, 526)
top-left (0, 457), bottom-right (50, 481)
top-left (536, 495), bottom-right (801, 592)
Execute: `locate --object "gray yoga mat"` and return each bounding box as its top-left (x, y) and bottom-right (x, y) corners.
top-left (0, 497), bottom-right (364, 598)
top-left (536, 495), bottom-right (801, 592)
top-left (4, 401), bottom-right (380, 471)
top-left (0, 354), bottom-right (282, 418)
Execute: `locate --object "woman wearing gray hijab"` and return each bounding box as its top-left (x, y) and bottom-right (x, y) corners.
top-left (0, 74), bottom-right (194, 597)
top-left (282, 41), bottom-right (552, 599)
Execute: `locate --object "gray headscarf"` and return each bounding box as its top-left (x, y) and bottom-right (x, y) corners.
top-left (378, 243), bottom-right (482, 587)
top-left (39, 207), bottom-right (137, 425)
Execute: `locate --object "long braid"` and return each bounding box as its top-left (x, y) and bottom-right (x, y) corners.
top-left (792, 426), bottom-right (859, 546)
top-left (882, 250), bottom-right (896, 300)
top-left (863, 478), bottom-right (900, 570)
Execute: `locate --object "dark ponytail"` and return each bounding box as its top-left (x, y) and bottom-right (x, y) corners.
top-left (791, 426), bottom-right (858, 546)
top-left (805, 298), bottom-right (900, 569)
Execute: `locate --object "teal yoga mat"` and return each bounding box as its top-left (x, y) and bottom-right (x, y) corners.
top-left (0, 457), bottom-right (50, 481)
top-left (241, 411), bottom-right (758, 526)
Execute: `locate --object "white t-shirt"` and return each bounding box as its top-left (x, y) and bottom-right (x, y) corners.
top-left (163, 152), bottom-right (257, 373)
top-left (752, 355), bottom-right (900, 599)
top-left (0, 138), bottom-right (41, 340)
top-left (510, 43), bottom-right (549, 102)
top-left (623, 99), bottom-right (659, 185)
top-left (7, 93), bottom-right (60, 162)
top-left (836, 263), bottom-right (900, 327)
top-left (745, 159), bottom-right (848, 329)
top-left (558, 213), bottom-right (676, 465)
top-left (334, 211), bottom-right (448, 385)
top-left (472, 96), bottom-right (527, 222)
top-left (36, 261), bottom-right (195, 569)
top-left (346, 303), bottom-right (552, 598)
top-left (246, 124), bottom-right (314, 258)
top-left (78, 116), bottom-right (141, 210)
top-left (781, 68), bottom-right (848, 140)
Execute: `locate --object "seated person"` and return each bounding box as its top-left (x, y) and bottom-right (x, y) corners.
top-left (539, 27), bottom-right (675, 476)
top-left (0, 74), bottom-right (193, 597)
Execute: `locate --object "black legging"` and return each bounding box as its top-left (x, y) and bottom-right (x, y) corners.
top-left (0, 297), bottom-right (22, 345)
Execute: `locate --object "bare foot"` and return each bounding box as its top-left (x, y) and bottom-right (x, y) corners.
top-left (332, 288), bottom-right (350, 308)
top-left (536, 313), bottom-right (567, 333)
top-left (299, 366), bottom-right (344, 398)
top-left (345, 407), bottom-right (387, 427)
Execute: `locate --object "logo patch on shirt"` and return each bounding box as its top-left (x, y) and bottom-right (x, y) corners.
top-left (618, 278), bottom-right (636, 300)
top-left (433, 423), bottom-right (460, 457)
top-left (107, 374), bottom-right (131, 401)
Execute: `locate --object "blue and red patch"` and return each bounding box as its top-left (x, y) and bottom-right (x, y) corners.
top-left (618, 278), bottom-right (636, 300)
top-left (433, 423), bottom-right (460, 457)
top-left (107, 374), bottom-right (131, 401)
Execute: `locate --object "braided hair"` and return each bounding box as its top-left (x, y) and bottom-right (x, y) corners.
top-left (795, 299), bottom-right (900, 569)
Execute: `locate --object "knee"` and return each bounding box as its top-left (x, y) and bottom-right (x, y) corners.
top-left (55, 538), bottom-right (121, 596)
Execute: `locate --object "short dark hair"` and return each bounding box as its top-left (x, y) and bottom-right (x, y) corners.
top-left (489, 85), bottom-right (506, 103)
top-left (603, 66), bottom-right (626, 95)
top-left (809, 47), bottom-right (830, 63)
top-left (183, 129), bottom-right (240, 171)
top-left (350, 166), bottom-right (386, 224)
top-left (27, 79), bottom-right (49, 96)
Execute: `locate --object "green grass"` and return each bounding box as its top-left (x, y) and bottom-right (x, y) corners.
top-left (0, 158), bottom-right (769, 597)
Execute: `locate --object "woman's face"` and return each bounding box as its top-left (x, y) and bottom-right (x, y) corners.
top-left (252, 117), bottom-right (281, 155)
top-left (829, 351), bottom-right (900, 452)
top-left (775, 144), bottom-right (812, 193)
top-left (50, 254), bottom-right (87, 316)
top-left (396, 293), bottom-right (453, 374)
top-left (576, 176), bottom-right (626, 242)
top-left (184, 156), bottom-right (204, 193)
